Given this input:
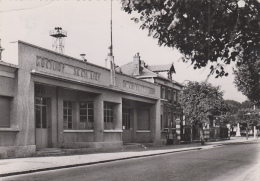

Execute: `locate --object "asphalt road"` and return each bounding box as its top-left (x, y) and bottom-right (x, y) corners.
top-left (2, 141), bottom-right (260, 181)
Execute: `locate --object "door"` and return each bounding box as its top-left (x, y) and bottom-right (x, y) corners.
top-left (122, 108), bottom-right (132, 143)
top-left (35, 97), bottom-right (48, 149)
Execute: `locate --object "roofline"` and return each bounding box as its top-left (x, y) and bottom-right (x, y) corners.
top-left (18, 40), bottom-right (110, 72)
top-left (156, 76), bottom-right (183, 87)
top-left (18, 40), bottom-right (159, 88)
top-left (0, 60), bottom-right (19, 69)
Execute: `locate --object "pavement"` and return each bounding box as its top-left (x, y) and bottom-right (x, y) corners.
top-left (0, 137), bottom-right (259, 178)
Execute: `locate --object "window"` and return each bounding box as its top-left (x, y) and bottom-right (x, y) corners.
top-left (104, 102), bottom-right (114, 129)
top-left (123, 108), bottom-right (130, 130)
top-left (0, 96), bottom-right (11, 127)
top-left (173, 91), bottom-right (176, 103)
top-left (104, 103), bottom-right (113, 123)
top-left (161, 87), bottom-right (165, 99)
top-left (63, 101), bottom-right (73, 129)
top-left (168, 89), bottom-right (172, 101)
top-left (79, 101), bottom-right (94, 129)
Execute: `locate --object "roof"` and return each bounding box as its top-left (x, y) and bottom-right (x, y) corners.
top-left (120, 62), bottom-right (157, 77)
top-left (147, 64), bottom-right (172, 72)
top-left (120, 62), bottom-right (182, 87)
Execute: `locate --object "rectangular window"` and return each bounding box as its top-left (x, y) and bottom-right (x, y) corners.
top-left (79, 101), bottom-right (94, 129)
top-left (161, 87), bottom-right (165, 99)
top-left (104, 102), bottom-right (114, 130)
top-left (173, 91), bottom-right (176, 103)
top-left (63, 101), bottom-right (73, 129)
top-left (104, 103), bottom-right (113, 123)
top-left (168, 89), bottom-right (172, 101)
top-left (0, 96), bottom-right (11, 127)
top-left (123, 108), bottom-right (130, 130)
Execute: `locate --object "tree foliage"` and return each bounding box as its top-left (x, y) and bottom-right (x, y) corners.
top-left (234, 57), bottom-right (260, 106)
top-left (224, 99), bottom-right (242, 114)
top-left (236, 108), bottom-right (260, 126)
top-left (222, 99), bottom-right (242, 130)
top-left (121, 0), bottom-right (260, 77)
top-left (223, 99), bottom-right (260, 131)
top-left (180, 81), bottom-right (227, 127)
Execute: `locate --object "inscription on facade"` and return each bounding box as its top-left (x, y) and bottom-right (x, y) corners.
top-left (123, 80), bottom-right (155, 94)
top-left (73, 67), bottom-right (100, 81)
top-left (36, 56), bottom-right (64, 72)
top-left (36, 56), bottom-right (101, 81)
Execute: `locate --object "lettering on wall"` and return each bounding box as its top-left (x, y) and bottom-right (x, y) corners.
top-left (36, 56), bottom-right (101, 81)
top-left (73, 67), bottom-right (100, 81)
top-left (36, 56), bottom-right (65, 72)
top-left (123, 80), bottom-right (155, 94)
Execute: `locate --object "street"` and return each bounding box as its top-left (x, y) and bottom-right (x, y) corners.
top-left (2, 141), bottom-right (260, 181)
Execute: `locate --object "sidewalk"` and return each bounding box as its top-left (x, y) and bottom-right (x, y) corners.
top-left (0, 137), bottom-right (258, 177)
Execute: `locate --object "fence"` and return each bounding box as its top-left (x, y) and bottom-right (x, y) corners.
top-left (180, 126), bottom-right (229, 142)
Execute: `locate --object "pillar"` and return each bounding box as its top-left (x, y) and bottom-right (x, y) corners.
top-left (236, 123), bottom-right (241, 137)
top-left (176, 118), bottom-right (181, 141)
top-left (94, 95), bottom-right (103, 142)
top-left (254, 126), bottom-right (256, 139)
top-left (151, 99), bottom-right (161, 145)
top-left (114, 103), bottom-right (122, 130)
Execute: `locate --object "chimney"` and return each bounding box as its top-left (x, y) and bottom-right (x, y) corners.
top-left (133, 53), bottom-right (141, 75)
top-left (141, 60), bottom-right (146, 67)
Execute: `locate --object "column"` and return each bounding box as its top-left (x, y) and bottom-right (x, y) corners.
top-left (236, 123), bottom-right (241, 137)
top-left (176, 118), bottom-right (181, 141)
top-left (151, 99), bottom-right (161, 145)
top-left (114, 103), bottom-right (122, 130)
top-left (94, 95), bottom-right (103, 142)
top-left (254, 126), bottom-right (256, 139)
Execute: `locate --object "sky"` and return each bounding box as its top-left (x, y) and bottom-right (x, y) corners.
top-left (0, 0), bottom-right (247, 103)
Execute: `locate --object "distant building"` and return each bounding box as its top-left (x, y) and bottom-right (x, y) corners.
top-left (120, 53), bottom-right (185, 144)
top-left (0, 41), bottom-right (163, 158)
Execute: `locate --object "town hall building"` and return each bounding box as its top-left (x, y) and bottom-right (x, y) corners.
top-left (0, 41), bottom-right (163, 158)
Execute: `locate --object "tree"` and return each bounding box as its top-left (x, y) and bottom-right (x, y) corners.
top-left (121, 0), bottom-right (260, 77)
top-left (223, 100), bottom-right (242, 134)
top-left (180, 81), bottom-right (227, 144)
top-left (236, 108), bottom-right (260, 139)
top-left (234, 58), bottom-right (260, 106)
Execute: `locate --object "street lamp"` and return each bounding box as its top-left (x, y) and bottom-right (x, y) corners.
top-left (0, 39), bottom-right (4, 61)
top-left (245, 112), bottom-right (251, 140)
top-left (238, 0), bottom-right (245, 8)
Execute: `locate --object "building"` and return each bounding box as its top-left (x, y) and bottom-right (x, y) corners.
top-left (0, 41), bottom-right (164, 158)
top-left (120, 53), bottom-right (184, 144)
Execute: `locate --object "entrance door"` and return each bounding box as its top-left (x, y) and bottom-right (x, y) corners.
top-left (122, 108), bottom-right (132, 143)
top-left (35, 97), bottom-right (48, 149)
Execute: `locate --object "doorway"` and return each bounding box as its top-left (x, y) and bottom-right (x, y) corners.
top-left (122, 108), bottom-right (133, 143)
top-left (35, 97), bottom-right (48, 149)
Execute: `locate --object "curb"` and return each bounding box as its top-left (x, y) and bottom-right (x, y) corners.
top-left (0, 147), bottom-right (203, 178)
top-left (1, 140), bottom-right (259, 178)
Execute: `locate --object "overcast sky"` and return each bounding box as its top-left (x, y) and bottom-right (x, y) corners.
top-left (0, 0), bottom-right (247, 103)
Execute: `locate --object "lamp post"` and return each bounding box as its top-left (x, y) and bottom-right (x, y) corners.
top-left (0, 39), bottom-right (4, 61)
top-left (246, 112), bottom-right (251, 140)
top-left (238, 0), bottom-right (245, 8)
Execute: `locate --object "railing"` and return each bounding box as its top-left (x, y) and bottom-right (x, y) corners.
top-left (180, 126), bottom-right (229, 142)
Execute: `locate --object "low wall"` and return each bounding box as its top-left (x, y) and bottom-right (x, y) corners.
top-left (0, 145), bottom-right (36, 159)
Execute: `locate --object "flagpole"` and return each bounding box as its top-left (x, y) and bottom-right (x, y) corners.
top-left (108, 0), bottom-right (115, 86)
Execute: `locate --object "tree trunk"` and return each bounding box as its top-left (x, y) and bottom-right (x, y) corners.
top-left (190, 125), bottom-right (193, 143)
top-left (246, 124), bottom-right (248, 140)
top-left (200, 127), bottom-right (205, 145)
